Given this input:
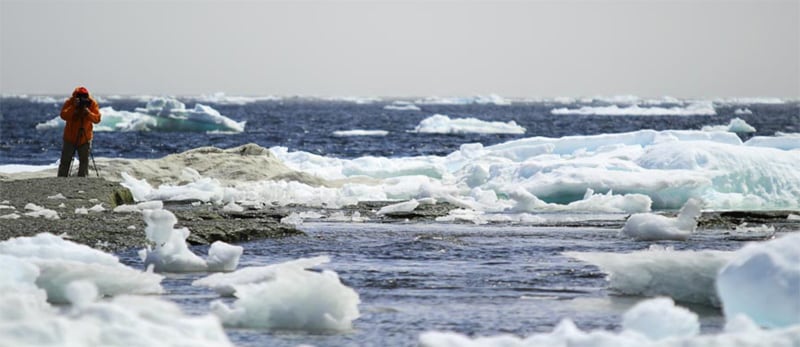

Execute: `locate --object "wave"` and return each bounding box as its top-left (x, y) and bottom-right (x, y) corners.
top-left (551, 102), bottom-right (716, 116)
top-left (411, 114), bottom-right (526, 134)
top-left (35, 97), bottom-right (245, 133)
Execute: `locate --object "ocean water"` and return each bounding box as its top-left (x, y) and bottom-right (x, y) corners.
top-left (118, 222), bottom-right (742, 347)
top-left (1, 95), bottom-right (799, 346)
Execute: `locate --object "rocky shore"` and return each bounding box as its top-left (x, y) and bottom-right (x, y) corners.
top-left (1, 177), bottom-right (798, 252)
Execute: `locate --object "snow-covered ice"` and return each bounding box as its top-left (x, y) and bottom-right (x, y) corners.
top-left (701, 117), bottom-right (756, 133)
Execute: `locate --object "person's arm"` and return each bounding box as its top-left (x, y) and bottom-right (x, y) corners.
top-left (87, 98), bottom-right (101, 124)
top-left (60, 98), bottom-right (75, 121)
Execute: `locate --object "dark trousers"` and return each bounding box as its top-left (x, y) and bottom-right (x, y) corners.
top-left (57, 141), bottom-right (90, 177)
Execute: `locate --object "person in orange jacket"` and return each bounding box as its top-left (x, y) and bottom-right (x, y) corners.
top-left (57, 86), bottom-right (102, 177)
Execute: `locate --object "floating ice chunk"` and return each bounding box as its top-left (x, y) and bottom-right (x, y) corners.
top-left (377, 199), bottom-right (420, 216)
top-left (281, 211), bottom-right (326, 225)
top-left (717, 233), bottom-right (800, 328)
top-left (622, 297), bottom-right (699, 340)
top-left (620, 198), bottom-right (702, 241)
top-left (141, 209), bottom-right (207, 273)
top-left (193, 256), bottom-right (330, 297)
top-left (701, 117), bottom-right (757, 133)
top-left (141, 209), bottom-right (243, 273)
top-left (734, 108), bottom-right (754, 115)
top-left (205, 241), bottom-right (243, 273)
top-left (23, 203), bottom-right (59, 220)
top-left (136, 97), bottom-right (245, 132)
top-left (551, 102), bottom-right (716, 116)
top-left (209, 257), bottom-right (360, 331)
top-left (565, 246), bottom-right (732, 306)
top-left (413, 114), bottom-right (526, 134)
top-left (332, 129), bottom-right (389, 137)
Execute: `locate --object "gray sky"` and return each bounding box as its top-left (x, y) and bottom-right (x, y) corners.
top-left (1, 0), bottom-right (798, 98)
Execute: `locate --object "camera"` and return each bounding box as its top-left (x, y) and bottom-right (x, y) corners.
top-left (76, 95), bottom-right (92, 108)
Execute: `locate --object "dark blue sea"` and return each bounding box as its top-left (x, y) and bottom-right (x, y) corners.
top-left (1, 96), bottom-right (797, 165)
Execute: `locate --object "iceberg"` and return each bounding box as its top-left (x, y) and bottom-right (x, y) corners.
top-left (35, 97), bottom-right (245, 133)
top-left (332, 129), bottom-right (389, 137)
top-left (412, 114), bottom-right (526, 134)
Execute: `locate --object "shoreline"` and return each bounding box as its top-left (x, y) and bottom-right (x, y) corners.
top-left (1, 177), bottom-right (798, 253)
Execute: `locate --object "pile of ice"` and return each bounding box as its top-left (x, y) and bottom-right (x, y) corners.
top-left (194, 256), bottom-right (361, 331)
top-left (140, 209), bottom-right (242, 273)
top-left (567, 232), bottom-right (800, 328)
top-left (412, 114), bottom-right (526, 134)
top-left (35, 96), bottom-right (245, 133)
top-left (0, 233), bottom-right (164, 303)
top-left (109, 128), bottom-right (800, 217)
top-left (620, 198), bottom-right (702, 241)
top-left (0, 279), bottom-right (232, 347)
top-left (419, 297), bottom-right (800, 347)
top-left (701, 117), bottom-right (757, 133)
top-left (551, 101), bottom-right (716, 116)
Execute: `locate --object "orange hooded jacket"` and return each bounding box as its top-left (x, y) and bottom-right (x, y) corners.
top-left (61, 87), bottom-right (101, 146)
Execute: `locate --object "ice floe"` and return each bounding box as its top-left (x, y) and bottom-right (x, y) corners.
top-left (620, 198), bottom-right (702, 241)
top-left (140, 209), bottom-right (242, 273)
top-left (203, 256), bottom-right (360, 331)
top-left (412, 114), bottom-right (526, 134)
top-left (332, 129), bottom-right (389, 137)
top-left (551, 102), bottom-right (716, 116)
